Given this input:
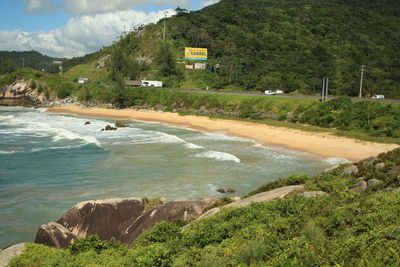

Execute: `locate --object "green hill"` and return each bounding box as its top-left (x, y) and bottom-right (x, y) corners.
top-left (0, 50), bottom-right (98, 75)
top-left (61, 0), bottom-right (400, 97)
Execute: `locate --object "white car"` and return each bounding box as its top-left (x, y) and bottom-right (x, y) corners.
top-left (371, 95), bottom-right (384, 99)
top-left (264, 90), bottom-right (283, 95)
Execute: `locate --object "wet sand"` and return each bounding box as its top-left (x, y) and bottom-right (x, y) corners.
top-left (47, 105), bottom-right (399, 162)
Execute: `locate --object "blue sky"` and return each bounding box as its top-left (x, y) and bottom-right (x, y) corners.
top-left (0, 0), bottom-right (219, 57)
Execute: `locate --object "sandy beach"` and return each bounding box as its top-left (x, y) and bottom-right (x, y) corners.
top-left (47, 105), bottom-right (398, 162)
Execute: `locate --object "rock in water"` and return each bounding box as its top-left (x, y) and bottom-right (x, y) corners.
top-left (105, 125), bottom-right (117, 131)
top-left (226, 188), bottom-right (236, 193)
top-left (115, 120), bottom-right (127, 127)
top-left (217, 188), bottom-right (226, 193)
top-left (84, 121), bottom-right (91, 125)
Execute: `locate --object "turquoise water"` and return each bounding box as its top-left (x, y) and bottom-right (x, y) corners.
top-left (0, 107), bottom-right (345, 248)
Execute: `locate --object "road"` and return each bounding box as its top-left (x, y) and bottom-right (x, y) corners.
top-left (165, 88), bottom-right (400, 104)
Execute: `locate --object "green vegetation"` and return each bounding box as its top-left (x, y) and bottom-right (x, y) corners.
top-left (10, 148), bottom-right (400, 266)
top-left (0, 50), bottom-right (99, 75)
top-left (60, 0), bottom-right (399, 97)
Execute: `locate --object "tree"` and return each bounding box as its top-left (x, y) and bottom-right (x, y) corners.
top-left (155, 41), bottom-right (178, 77)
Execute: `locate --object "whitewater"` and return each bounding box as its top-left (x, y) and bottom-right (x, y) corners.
top-left (0, 106), bottom-right (344, 247)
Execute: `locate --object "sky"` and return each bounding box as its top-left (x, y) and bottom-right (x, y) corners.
top-left (0, 0), bottom-right (220, 58)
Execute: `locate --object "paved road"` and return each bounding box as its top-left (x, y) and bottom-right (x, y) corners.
top-left (165, 88), bottom-right (400, 104)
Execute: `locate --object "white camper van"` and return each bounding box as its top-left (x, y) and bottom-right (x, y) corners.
top-left (142, 80), bottom-right (163, 87)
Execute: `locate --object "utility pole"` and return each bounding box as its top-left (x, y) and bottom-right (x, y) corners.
top-left (359, 65), bottom-right (365, 98)
top-left (163, 11), bottom-right (168, 40)
top-left (321, 77), bottom-right (329, 101)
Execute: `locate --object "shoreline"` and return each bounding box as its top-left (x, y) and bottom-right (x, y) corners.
top-left (47, 105), bottom-right (399, 162)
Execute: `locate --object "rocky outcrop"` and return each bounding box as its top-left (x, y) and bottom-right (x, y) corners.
top-left (342, 165), bottom-right (359, 176)
top-left (367, 179), bottom-right (381, 187)
top-left (56, 198), bottom-right (145, 241)
top-left (0, 243), bottom-right (26, 267)
top-left (189, 185), bottom-right (307, 225)
top-left (35, 222), bottom-right (76, 248)
top-left (1, 80), bottom-right (44, 106)
top-left (119, 198), bottom-right (219, 243)
top-left (105, 125), bottom-right (117, 131)
top-left (35, 197), bottom-right (219, 248)
top-left (115, 120), bottom-right (128, 128)
top-left (351, 181), bottom-right (368, 192)
top-left (226, 185), bottom-right (305, 208)
top-left (297, 191), bottom-right (329, 198)
top-left (35, 198), bottom-right (144, 248)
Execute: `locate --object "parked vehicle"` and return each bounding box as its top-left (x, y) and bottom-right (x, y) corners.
top-left (264, 90), bottom-right (283, 95)
top-left (371, 95), bottom-right (385, 99)
top-left (142, 80), bottom-right (163, 87)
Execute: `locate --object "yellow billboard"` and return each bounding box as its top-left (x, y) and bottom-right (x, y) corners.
top-left (185, 47), bottom-right (208, 61)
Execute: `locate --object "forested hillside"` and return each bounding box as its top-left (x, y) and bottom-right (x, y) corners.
top-left (162, 0), bottom-right (400, 97)
top-left (98, 0), bottom-right (399, 97)
top-left (0, 51), bottom-right (96, 75)
top-left (2, 0), bottom-right (399, 98)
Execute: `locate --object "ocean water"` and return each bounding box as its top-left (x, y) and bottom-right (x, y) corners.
top-left (0, 106), bottom-right (346, 248)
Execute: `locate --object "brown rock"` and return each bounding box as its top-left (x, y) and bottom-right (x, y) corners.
top-left (375, 163), bottom-right (385, 170)
top-left (359, 156), bottom-right (377, 163)
top-left (388, 166), bottom-right (400, 177)
top-left (84, 121), bottom-right (91, 125)
top-left (56, 198), bottom-right (144, 241)
top-left (34, 222), bottom-right (77, 249)
top-left (226, 188), bottom-right (236, 193)
top-left (297, 191), bottom-right (329, 198)
top-left (367, 179), bottom-right (381, 187)
top-left (119, 198), bottom-right (219, 243)
top-left (115, 120), bottom-right (127, 127)
top-left (105, 125), bottom-right (117, 131)
top-left (0, 243), bottom-right (26, 267)
top-left (342, 165), bottom-right (359, 176)
top-left (216, 188), bottom-right (226, 193)
top-left (225, 185), bottom-right (305, 209)
top-left (351, 181), bottom-right (368, 192)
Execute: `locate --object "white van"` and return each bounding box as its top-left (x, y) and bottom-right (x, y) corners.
top-left (371, 95), bottom-right (384, 99)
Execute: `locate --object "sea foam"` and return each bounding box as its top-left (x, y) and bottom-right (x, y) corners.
top-left (195, 151), bottom-right (241, 163)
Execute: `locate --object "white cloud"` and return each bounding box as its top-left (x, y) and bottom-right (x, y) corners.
top-left (0, 9), bottom-right (175, 58)
top-left (62, 0), bottom-right (188, 15)
top-left (23, 0), bottom-right (53, 12)
top-left (22, 0), bottom-right (189, 15)
top-left (201, 0), bottom-right (220, 8)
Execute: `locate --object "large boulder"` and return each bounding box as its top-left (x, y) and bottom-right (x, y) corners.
top-left (297, 191), bottom-right (329, 198)
top-left (56, 198), bottom-right (144, 241)
top-left (359, 156), bottom-right (377, 164)
top-left (375, 163), bottom-right (385, 170)
top-left (35, 198), bottom-right (145, 248)
top-left (351, 181), bottom-right (368, 192)
top-left (225, 185), bottom-right (305, 209)
top-left (342, 165), bottom-right (359, 176)
top-left (119, 198), bottom-right (219, 243)
top-left (367, 179), bottom-right (381, 187)
top-left (0, 243), bottom-right (26, 267)
top-left (34, 222), bottom-right (77, 249)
